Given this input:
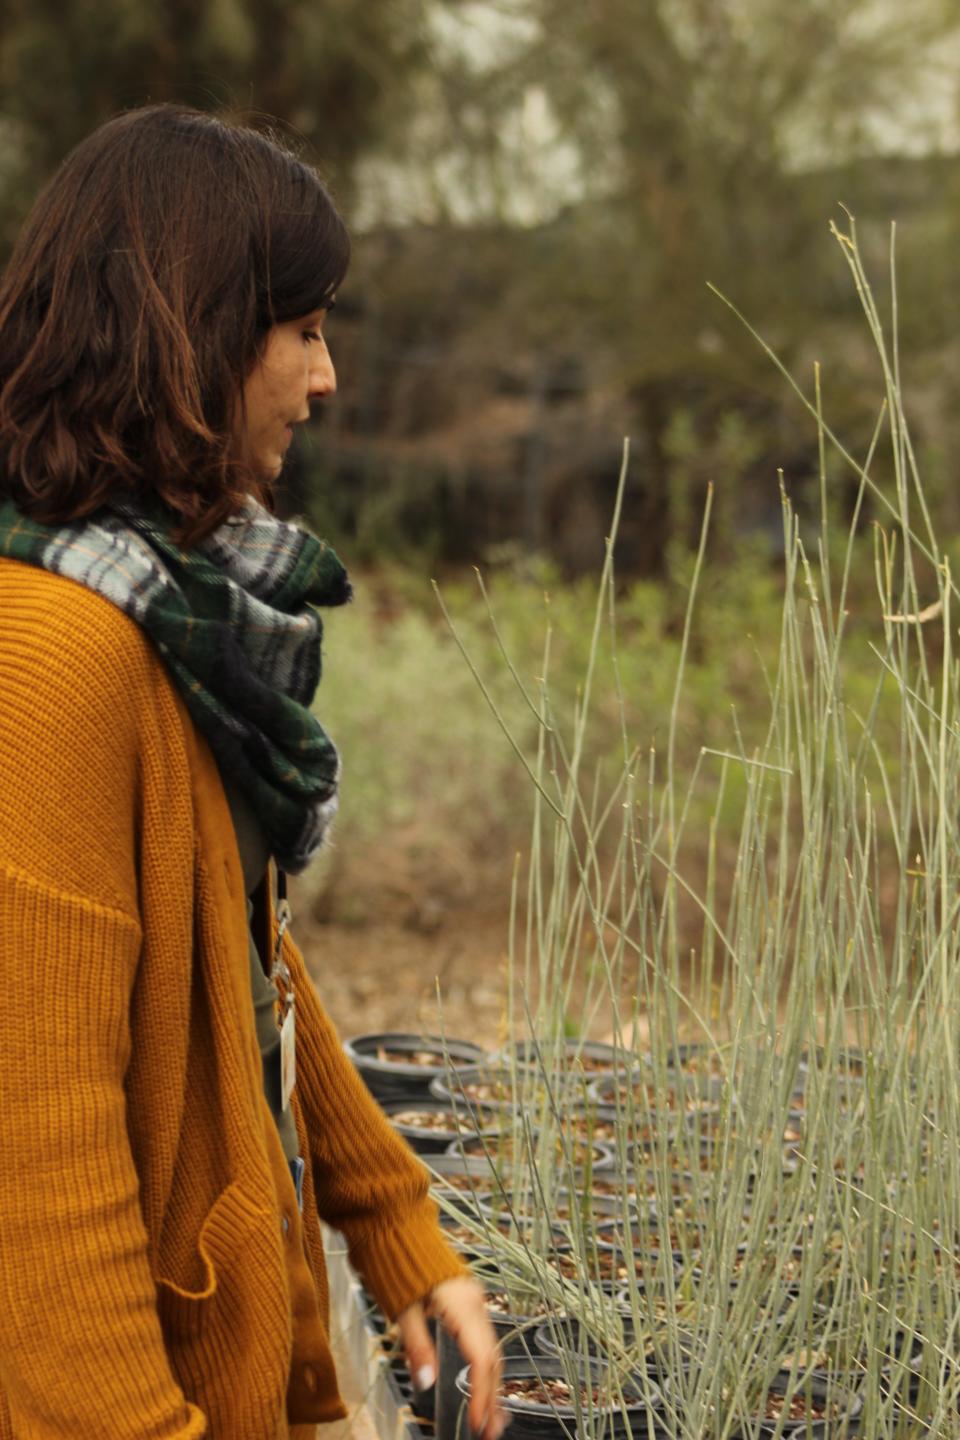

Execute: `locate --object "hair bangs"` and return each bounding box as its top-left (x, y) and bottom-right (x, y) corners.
top-left (258, 158), bottom-right (351, 328)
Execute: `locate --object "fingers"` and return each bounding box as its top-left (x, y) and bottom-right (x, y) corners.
top-left (430, 1277), bottom-right (506, 1440)
top-left (396, 1301), bottom-right (438, 1392)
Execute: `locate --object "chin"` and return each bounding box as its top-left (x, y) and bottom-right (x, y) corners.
top-left (255, 454), bottom-right (285, 482)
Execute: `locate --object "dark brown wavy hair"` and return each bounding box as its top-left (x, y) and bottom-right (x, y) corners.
top-left (0, 105), bottom-right (349, 544)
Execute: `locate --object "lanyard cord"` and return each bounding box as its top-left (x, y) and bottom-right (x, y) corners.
top-left (271, 867), bottom-right (292, 988)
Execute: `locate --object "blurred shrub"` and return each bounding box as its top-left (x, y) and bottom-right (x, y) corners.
top-left (303, 529), bottom-right (905, 929)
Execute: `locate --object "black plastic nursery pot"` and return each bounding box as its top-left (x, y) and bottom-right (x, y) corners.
top-left (426, 1151), bottom-right (500, 1196)
top-left (463, 1163), bottom-right (632, 1207)
top-left (724, 1370), bottom-right (863, 1438)
top-left (661, 1043), bottom-right (731, 1082)
top-left (879, 1327), bottom-right (958, 1412)
top-left (382, 1097), bottom-right (501, 1156)
top-left (448, 1099), bottom-right (645, 1181)
top-left (436, 1322), bottom-right (470, 1440)
top-left (552, 1242), bottom-right (679, 1295)
top-left (474, 1178), bottom-right (640, 1244)
top-left (490, 1038), bottom-right (640, 1079)
top-left (588, 1070), bottom-right (725, 1116)
top-left (631, 1166), bottom-right (712, 1222)
top-left (457, 1356), bottom-right (666, 1440)
top-left (682, 1104), bottom-right (806, 1150)
top-left (627, 1130), bottom-right (799, 1190)
top-left (342, 1031), bottom-right (488, 1103)
top-left (449, 1130), bottom-right (616, 1174)
top-left (429, 1064), bottom-right (550, 1110)
top-left (357, 1282), bottom-right (437, 1434)
top-left (596, 1215), bottom-right (704, 1268)
top-left (436, 1298), bottom-right (579, 1440)
top-left (797, 1044), bottom-right (872, 1082)
top-left (534, 1313), bottom-right (636, 1363)
top-left (438, 1202), bottom-right (570, 1264)
top-left (386, 1350), bottom-right (436, 1425)
top-left (483, 1285), bottom-right (568, 1360)
top-left (535, 1317), bottom-right (705, 1397)
top-left (560, 1102), bottom-right (638, 1151)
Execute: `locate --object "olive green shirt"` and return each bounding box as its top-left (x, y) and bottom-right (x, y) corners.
top-left (221, 776), bottom-right (300, 1162)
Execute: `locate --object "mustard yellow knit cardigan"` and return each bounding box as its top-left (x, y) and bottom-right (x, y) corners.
top-left (0, 559), bottom-right (465, 1438)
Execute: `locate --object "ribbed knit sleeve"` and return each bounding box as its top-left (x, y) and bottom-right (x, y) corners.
top-left (284, 939), bottom-right (467, 1320)
top-left (0, 865), bottom-right (206, 1439)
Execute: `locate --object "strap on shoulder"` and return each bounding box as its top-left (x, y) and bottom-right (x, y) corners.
top-left (250, 865), bottom-right (274, 979)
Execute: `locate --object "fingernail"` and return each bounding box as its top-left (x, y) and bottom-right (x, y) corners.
top-left (416, 1364), bottom-right (436, 1391)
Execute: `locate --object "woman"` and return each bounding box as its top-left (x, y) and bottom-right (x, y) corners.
top-left (0, 105), bottom-right (501, 1439)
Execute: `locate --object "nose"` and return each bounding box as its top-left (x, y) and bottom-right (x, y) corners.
top-left (308, 339), bottom-right (337, 400)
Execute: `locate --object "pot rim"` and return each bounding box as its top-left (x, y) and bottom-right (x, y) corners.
top-left (343, 1031), bottom-right (487, 1076)
top-left (455, 1355), bottom-right (664, 1414)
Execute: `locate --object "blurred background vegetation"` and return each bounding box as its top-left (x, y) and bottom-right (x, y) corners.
top-left (4, 0), bottom-right (960, 1030)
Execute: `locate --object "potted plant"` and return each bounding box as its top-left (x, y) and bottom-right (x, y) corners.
top-left (342, 1031), bottom-right (487, 1103)
top-left (383, 1096), bottom-right (501, 1156)
top-left (456, 1356), bottom-right (666, 1440)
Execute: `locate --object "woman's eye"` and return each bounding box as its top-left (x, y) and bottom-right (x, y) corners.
top-left (303, 330), bottom-right (322, 344)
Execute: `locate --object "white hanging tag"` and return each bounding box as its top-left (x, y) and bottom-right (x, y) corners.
top-left (280, 998), bottom-right (296, 1110)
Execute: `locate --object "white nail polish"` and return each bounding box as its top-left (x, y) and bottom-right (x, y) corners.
top-left (416, 1364), bottom-right (436, 1391)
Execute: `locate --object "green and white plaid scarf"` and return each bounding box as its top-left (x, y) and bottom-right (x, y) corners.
top-left (0, 496), bottom-right (351, 872)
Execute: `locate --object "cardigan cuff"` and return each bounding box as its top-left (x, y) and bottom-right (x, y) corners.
top-left (345, 1199), bottom-right (469, 1320)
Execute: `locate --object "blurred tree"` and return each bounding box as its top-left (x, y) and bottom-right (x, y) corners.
top-left (0, 0), bottom-right (432, 245)
top-left (362, 0), bottom-right (960, 569)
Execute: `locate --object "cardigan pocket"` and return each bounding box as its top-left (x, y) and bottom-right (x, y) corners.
top-left (155, 1181), bottom-right (268, 1344)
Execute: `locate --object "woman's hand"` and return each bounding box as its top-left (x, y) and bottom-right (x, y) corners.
top-left (397, 1274), bottom-right (505, 1440)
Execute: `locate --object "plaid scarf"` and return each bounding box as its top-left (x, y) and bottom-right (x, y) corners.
top-left (0, 496), bottom-right (351, 872)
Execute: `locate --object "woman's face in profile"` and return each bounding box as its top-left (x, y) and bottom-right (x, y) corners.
top-left (240, 309), bottom-right (337, 480)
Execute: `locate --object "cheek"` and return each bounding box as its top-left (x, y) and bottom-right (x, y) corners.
top-left (254, 371), bottom-right (289, 425)
top-left (271, 354), bottom-right (307, 408)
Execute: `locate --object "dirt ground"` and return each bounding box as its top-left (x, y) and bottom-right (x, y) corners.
top-left (290, 835), bottom-right (662, 1055)
top-left (289, 837), bottom-right (527, 1052)
top-left (299, 906), bottom-right (513, 1052)
top-left (290, 834), bottom-right (659, 1055)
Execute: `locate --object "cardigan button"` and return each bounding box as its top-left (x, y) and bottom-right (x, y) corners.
top-left (302, 1365), bottom-right (318, 1395)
